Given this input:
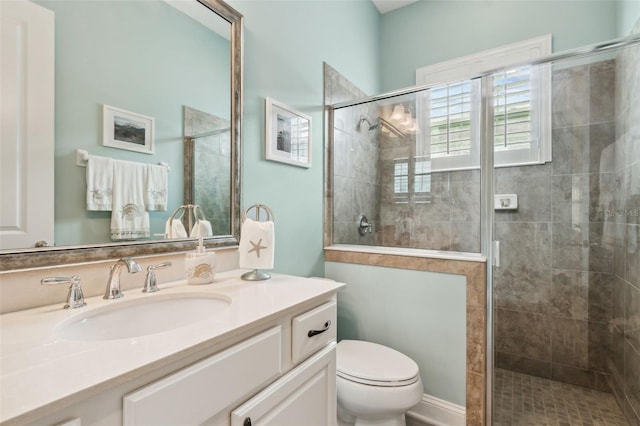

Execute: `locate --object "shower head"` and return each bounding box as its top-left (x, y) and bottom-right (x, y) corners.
top-left (358, 116), bottom-right (379, 131)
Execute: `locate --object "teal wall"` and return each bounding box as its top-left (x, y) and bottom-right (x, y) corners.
top-left (227, 0), bottom-right (381, 277)
top-left (326, 262), bottom-right (467, 405)
top-left (380, 0), bottom-right (620, 91)
top-left (39, 0), bottom-right (229, 245)
top-left (618, 1), bottom-right (640, 36)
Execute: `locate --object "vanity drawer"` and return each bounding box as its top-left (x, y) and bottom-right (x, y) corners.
top-left (123, 326), bottom-right (282, 426)
top-left (291, 301), bottom-right (337, 364)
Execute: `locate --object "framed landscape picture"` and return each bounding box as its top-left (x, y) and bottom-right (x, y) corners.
top-left (103, 104), bottom-right (154, 154)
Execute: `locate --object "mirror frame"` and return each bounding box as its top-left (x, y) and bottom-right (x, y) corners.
top-left (0, 0), bottom-right (243, 271)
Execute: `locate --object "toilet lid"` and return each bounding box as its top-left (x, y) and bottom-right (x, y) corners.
top-left (336, 340), bottom-right (419, 387)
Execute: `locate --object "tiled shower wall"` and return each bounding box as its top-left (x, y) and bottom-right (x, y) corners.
top-left (333, 104), bottom-right (380, 247)
top-left (610, 36), bottom-right (640, 424)
top-left (326, 63), bottom-right (381, 247)
top-left (378, 142), bottom-right (481, 253)
top-left (333, 114), bottom-right (482, 253)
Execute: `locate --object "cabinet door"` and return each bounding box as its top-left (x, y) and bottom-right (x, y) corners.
top-left (231, 343), bottom-right (336, 426)
top-left (123, 327), bottom-right (282, 426)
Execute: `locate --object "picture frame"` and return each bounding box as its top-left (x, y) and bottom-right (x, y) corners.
top-left (265, 97), bottom-right (311, 168)
top-left (103, 104), bottom-right (155, 154)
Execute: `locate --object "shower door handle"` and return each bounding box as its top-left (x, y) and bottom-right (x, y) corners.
top-left (493, 241), bottom-right (500, 267)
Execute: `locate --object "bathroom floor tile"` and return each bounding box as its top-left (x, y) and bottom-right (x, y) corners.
top-left (493, 369), bottom-right (628, 426)
top-left (494, 368), bottom-right (628, 426)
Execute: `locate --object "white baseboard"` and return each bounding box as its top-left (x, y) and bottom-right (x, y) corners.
top-left (406, 394), bottom-right (466, 426)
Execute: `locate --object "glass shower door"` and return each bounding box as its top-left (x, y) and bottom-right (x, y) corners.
top-left (490, 42), bottom-right (639, 425)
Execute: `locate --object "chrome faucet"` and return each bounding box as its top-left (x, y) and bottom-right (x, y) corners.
top-left (104, 257), bottom-right (141, 299)
top-left (142, 261), bottom-right (172, 293)
top-left (41, 275), bottom-right (86, 309)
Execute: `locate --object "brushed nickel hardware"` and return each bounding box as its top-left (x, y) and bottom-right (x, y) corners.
top-left (41, 275), bottom-right (86, 309)
top-left (142, 261), bottom-right (172, 293)
top-left (104, 257), bottom-right (141, 299)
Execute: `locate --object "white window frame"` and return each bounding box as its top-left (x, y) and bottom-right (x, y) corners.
top-left (416, 35), bottom-right (552, 171)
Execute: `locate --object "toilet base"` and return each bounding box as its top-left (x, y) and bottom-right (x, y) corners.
top-left (337, 403), bottom-right (408, 426)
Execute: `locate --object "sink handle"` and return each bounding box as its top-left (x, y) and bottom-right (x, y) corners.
top-left (41, 275), bottom-right (86, 309)
top-left (142, 262), bottom-right (173, 293)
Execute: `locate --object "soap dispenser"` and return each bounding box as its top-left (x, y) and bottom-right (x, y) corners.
top-left (185, 236), bottom-right (216, 284)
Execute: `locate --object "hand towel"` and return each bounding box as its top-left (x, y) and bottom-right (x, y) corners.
top-left (86, 155), bottom-right (113, 211)
top-left (190, 219), bottom-right (213, 238)
top-left (110, 160), bottom-right (150, 240)
top-left (189, 205), bottom-right (213, 238)
top-left (146, 164), bottom-right (168, 211)
top-left (239, 218), bottom-right (275, 270)
top-left (165, 217), bottom-right (188, 239)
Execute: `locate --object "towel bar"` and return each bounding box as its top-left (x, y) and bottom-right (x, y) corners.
top-left (76, 149), bottom-right (170, 170)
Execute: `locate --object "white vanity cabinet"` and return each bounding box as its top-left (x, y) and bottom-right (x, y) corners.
top-left (231, 343), bottom-right (336, 426)
top-left (1, 273), bottom-right (343, 426)
top-left (123, 299), bottom-right (338, 426)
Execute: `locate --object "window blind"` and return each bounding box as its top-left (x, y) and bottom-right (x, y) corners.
top-left (493, 66), bottom-right (533, 152)
top-left (429, 81), bottom-right (474, 158)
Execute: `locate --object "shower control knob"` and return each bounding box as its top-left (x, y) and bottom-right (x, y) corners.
top-left (358, 214), bottom-right (373, 236)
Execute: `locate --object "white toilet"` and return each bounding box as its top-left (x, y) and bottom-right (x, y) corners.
top-left (336, 340), bottom-right (423, 426)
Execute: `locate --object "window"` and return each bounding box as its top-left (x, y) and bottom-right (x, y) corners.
top-left (393, 157), bottom-right (431, 204)
top-left (394, 160), bottom-right (409, 195)
top-left (416, 35), bottom-right (551, 171)
top-left (423, 79), bottom-right (481, 170)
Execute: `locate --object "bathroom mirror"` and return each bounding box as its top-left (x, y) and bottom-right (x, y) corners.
top-left (0, 0), bottom-right (242, 270)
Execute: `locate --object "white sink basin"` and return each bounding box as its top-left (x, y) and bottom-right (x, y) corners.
top-left (55, 293), bottom-right (231, 341)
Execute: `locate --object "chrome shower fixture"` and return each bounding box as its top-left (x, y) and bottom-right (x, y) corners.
top-left (358, 116), bottom-right (379, 131)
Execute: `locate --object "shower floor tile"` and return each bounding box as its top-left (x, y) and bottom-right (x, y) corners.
top-left (494, 368), bottom-right (628, 426)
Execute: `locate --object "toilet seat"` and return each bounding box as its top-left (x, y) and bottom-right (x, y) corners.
top-left (337, 340), bottom-right (420, 387)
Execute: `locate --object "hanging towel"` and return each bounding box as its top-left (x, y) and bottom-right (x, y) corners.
top-left (146, 163), bottom-right (168, 211)
top-left (110, 160), bottom-right (150, 240)
top-left (164, 206), bottom-right (188, 239)
top-left (239, 218), bottom-right (275, 270)
top-left (190, 219), bottom-right (213, 238)
top-left (86, 155), bottom-right (113, 211)
top-left (189, 205), bottom-right (213, 238)
top-left (165, 216), bottom-right (188, 239)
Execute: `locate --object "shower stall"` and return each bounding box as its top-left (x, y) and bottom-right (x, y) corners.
top-left (327, 35), bottom-right (639, 425)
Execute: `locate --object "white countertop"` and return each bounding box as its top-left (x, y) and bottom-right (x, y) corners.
top-left (0, 270), bottom-right (344, 425)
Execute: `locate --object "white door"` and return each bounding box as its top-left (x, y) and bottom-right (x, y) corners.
top-left (0, 0), bottom-right (55, 249)
top-left (231, 343), bottom-right (337, 426)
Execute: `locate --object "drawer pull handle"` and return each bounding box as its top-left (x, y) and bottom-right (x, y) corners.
top-left (308, 320), bottom-right (331, 338)
top-left (244, 417), bottom-right (252, 426)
